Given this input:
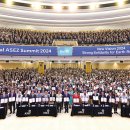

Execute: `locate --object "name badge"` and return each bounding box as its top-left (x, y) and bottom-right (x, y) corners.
top-left (52, 87), bottom-right (55, 90)
top-left (116, 97), bottom-right (119, 102)
top-left (36, 98), bottom-right (41, 102)
top-left (9, 97), bottom-right (15, 102)
top-left (0, 99), bottom-right (7, 103)
top-left (121, 98), bottom-right (127, 103)
top-left (88, 92), bottom-right (92, 96)
top-left (56, 98), bottom-right (62, 102)
top-left (101, 98), bottom-right (107, 102)
top-left (50, 97), bottom-right (55, 101)
top-left (73, 98), bottom-right (79, 103)
top-left (22, 97), bottom-right (28, 102)
top-left (29, 98), bottom-right (32, 103)
top-left (64, 97), bottom-right (69, 102)
top-left (16, 98), bottom-right (22, 102)
top-left (45, 98), bottom-right (49, 102)
top-left (93, 96), bottom-right (98, 101)
top-left (82, 97), bottom-right (88, 102)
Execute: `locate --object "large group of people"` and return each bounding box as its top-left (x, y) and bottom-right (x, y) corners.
top-left (0, 68), bottom-right (130, 115)
top-left (0, 28), bottom-right (130, 45)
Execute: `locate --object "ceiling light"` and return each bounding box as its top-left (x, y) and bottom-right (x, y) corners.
top-left (31, 2), bottom-right (41, 11)
top-left (69, 3), bottom-right (77, 12)
top-left (53, 4), bottom-right (62, 12)
top-left (116, 0), bottom-right (126, 7)
top-left (89, 3), bottom-right (99, 10)
top-left (6, 0), bottom-right (13, 6)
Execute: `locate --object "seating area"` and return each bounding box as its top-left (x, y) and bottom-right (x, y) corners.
top-left (0, 68), bottom-right (130, 117)
top-left (0, 28), bottom-right (130, 46)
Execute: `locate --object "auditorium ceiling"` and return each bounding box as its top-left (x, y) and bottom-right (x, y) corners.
top-left (0, 0), bottom-right (130, 30)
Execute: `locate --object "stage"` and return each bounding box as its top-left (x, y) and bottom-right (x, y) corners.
top-left (0, 109), bottom-right (130, 130)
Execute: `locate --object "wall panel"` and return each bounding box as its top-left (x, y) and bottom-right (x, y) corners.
top-left (93, 62), bottom-right (130, 69)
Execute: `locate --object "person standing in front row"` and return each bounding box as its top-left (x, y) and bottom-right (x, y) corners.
top-left (63, 90), bottom-right (70, 113)
top-left (16, 90), bottom-right (23, 108)
top-left (121, 92), bottom-right (128, 108)
top-left (8, 90), bottom-right (16, 114)
top-left (56, 90), bottom-right (62, 113)
top-left (0, 91), bottom-right (8, 115)
top-left (68, 87), bottom-right (73, 108)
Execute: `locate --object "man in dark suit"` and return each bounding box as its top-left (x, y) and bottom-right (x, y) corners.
top-left (0, 91), bottom-right (8, 115)
top-left (63, 90), bottom-right (70, 113)
top-left (29, 91), bottom-right (36, 106)
top-left (92, 90), bottom-right (99, 106)
top-left (8, 90), bottom-right (16, 114)
top-left (107, 92), bottom-right (115, 114)
top-left (99, 91), bottom-right (107, 106)
top-left (49, 90), bottom-right (56, 105)
top-left (114, 93), bottom-right (119, 114)
top-left (22, 90), bottom-right (29, 106)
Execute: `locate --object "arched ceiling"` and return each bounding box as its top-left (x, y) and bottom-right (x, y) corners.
top-left (0, 0), bottom-right (130, 29)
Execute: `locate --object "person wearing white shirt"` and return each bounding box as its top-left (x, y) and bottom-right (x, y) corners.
top-left (16, 91), bottom-right (23, 108)
top-left (92, 90), bottom-right (99, 106)
top-left (56, 90), bottom-right (62, 113)
top-left (81, 90), bottom-right (89, 105)
top-left (114, 93), bottom-right (119, 114)
top-left (121, 92), bottom-right (128, 108)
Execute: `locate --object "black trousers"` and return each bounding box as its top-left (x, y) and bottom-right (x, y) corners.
top-left (93, 101), bottom-right (99, 106)
top-left (114, 103), bottom-right (118, 112)
top-left (109, 103), bottom-right (114, 108)
top-left (1, 103), bottom-right (8, 115)
top-left (9, 102), bottom-right (15, 113)
top-left (57, 102), bottom-right (62, 113)
top-left (100, 102), bottom-right (105, 106)
top-left (64, 102), bottom-right (69, 113)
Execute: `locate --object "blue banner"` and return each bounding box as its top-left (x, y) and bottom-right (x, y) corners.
top-left (73, 45), bottom-right (130, 56)
top-left (0, 45), bottom-right (57, 56)
top-left (0, 44), bottom-right (130, 56)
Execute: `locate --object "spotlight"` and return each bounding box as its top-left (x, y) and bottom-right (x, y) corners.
top-left (31, 2), bottom-right (41, 11)
top-left (53, 4), bottom-right (62, 12)
top-left (69, 4), bottom-right (77, 12)
top-left (89, 3), bottom-right (99, 10)
top-left (6, 0), bottom-right (13, 6)
top-left (116, 0), bottom-right (126, 7)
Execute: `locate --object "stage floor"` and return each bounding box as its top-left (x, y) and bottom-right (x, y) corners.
top-left (0, 109), bottom-right (130, 130)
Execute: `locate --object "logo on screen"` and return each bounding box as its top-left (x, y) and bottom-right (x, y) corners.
top-left (58, 47), bottom-right (73, 56)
